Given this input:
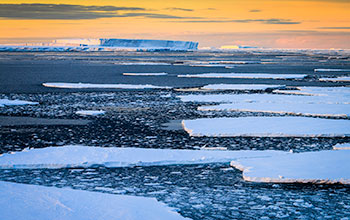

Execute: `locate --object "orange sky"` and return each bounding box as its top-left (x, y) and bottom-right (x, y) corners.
top-left (0, 0), bottom-right (349, 48)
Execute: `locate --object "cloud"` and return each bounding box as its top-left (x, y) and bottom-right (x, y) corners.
top-left (0, 4), bottom-right (200, 20)
top-left (0, 3), bottom-right (146, 20)
top-left (165, 7), bottom-right (193, 12)
top-left (249, 9), bottom-right (261, 12)
top-left (175, 18), bottom-right (301, 25)
top-left (318, 27), bottom-right (350, 29)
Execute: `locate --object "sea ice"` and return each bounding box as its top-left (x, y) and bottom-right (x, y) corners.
top-left (76, 110), bottom-right (106, 116)
top-left (200, 84), bottom-right (285, 91)
top-left (198, 102), bottom-right (350, 118)
top-left (0, 145), bottom-right (286, 169)
top-left (230, 150), bottom-right (350, 184)
top-left (0, 181), bottom-right (187, 220)
top-left (177, 73), bottom-right (307, 79)
top-left (42, 82), bottom-right (171, 89)
top-left (0, 99), bottom-right (38, 107)
top-left (333, 143), bottom-right (350, 150)
top-left (314, 68), bottom-right (350, 72)
top-left (182, 117), bottom-right (350, 137)
top-left (319, 77), bottom-right (350, 82)
top-left (123, 72), bottom-right (168, 76)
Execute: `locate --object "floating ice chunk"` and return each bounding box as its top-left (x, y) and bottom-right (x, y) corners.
top-left (177, 73), bottom-right (307, 79)
top-left (42, 82), bottom-right (171, 89)
top-left (333, 143), bottom-right (350, 150)
top-left (182, 117), bottom-right (350, 137)
top-left (76, 110), bottom-right (105, 116)
top-left (123, 72), bottom-right (168, 76)
top-left (314, 68), bottom-right (350, 72)
top-left (0, 145), bottom-right (285, 169)
top-left (200, 84), bottom-right (285, 91)
top-left (0, 99), bottom-right (38, 107)
top-left (0, 181), bottom-right (187, 220)
top-left (198, 102), bottom-right (350, 118)
top-left (230, 150), bottom-right (350, 184)
top-left (116, 62), bottom-right (171, 66)
top-left (319, 77), bottom-right (350, 82)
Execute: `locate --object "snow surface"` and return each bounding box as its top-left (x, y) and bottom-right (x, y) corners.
top-left (198, 102), bottom-right (350, 118)
top-left (314, 68), bottom-right (350, 72)
top-left (319, 77), bottom-right (350, 82)
top-left (0, 181), bottom-right (187, 220)
top-left (333, 143), bottom-right (350, 150)
top-left (123, 72), bottom-right (168, 76)
top-left (230, 150), bottom-right (350, 184)
top-left (182, 117), bottom-right (350, 137)
top-left (177, 73), bottom-right (307, 79)
top-left (200, 84), bottom-right (285, 91)
top-left (42, 82), bottom-right (171, 89)
top-left (0, 99), bottom-right (38, 107)
top-left (76, 110), bottom-right (105, 116)
top-left (0, 145), bottom-right (286, 169)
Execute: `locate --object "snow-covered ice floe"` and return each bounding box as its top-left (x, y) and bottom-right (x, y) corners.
top-left (333, 143), bottom-right (350, 150)
top-left (182, 117), bottom-right (350, 137)
top-left (230, 150), bottom-right (350, 184)
top-left (198, 102), bottom-right (350, 118)
top-left (123, 72), bottom-right (168, 76)
top-left (76, 110), bottom-right (106, 116)
top-left (319, 77), bottom-right (350, 82)
top-left (42, 82), bottom-right (171, 89)
top-left (178, 92), bottom-right (348, 104)
top-left (0, 145), bottom-right (286, 169)
top-left (200, 84), bottom-right (285, 91)
top-left (0, 99), bottom-right (38, 107)
top-left (0, 181), bottom-right (187, 220)
top-left (177, 73), bottom-right (307, 79)
top-left (314, 68), bottom-right (350, 72)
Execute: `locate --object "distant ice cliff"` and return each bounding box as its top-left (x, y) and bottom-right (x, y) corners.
top-left (0, 38), bottom-right (198, 52)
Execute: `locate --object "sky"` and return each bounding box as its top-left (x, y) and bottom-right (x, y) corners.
top-left (0, 0), bottom-right (349, 49)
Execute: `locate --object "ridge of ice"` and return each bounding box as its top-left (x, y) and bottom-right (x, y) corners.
top-left (0, 181), bottom-right (188, 220)
top-left (319, 77), bottom-right (350, 82)
top-left (42, 83), bottom-right (171, 89)
top-left (314, 68), bottom-right (350, 72)
top-left (333, 143), bottom-right (350, 150)
top-left (76, 110), bottom-right (106, 116)
top-left (200, 84), bottom-right (285, 91)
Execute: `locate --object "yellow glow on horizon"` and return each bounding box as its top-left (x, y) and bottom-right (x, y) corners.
top-left (0, 0), bottom-right (349, 48)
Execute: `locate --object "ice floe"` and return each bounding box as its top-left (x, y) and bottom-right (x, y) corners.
top-left (230, 150), bottom-right (350, 184)
top-left (42, 83), bottom-right (171, 89)
top-left (314, 68), bottom-right (350, 72)
top-left (198, 102), bottom-right (350, 118)
top-left (182, 117), bottom-right (350, 137)
top-left (200, 84), bottom-right (285, 91)
top-left (319, 77), bottom-right (350, 82)
top-left (0, 99), bottom-right (38, 107)
top-left (0, 145), bottom-right (285, 169)
top-left (177, 73), bottom-right (307, 79)
top-left (0, 181), bottom-right (187, 220)
top-left (76, 110), bottom-right (106, 116)
top-left (333, 143), bottom-right (350, 150)
top-left (178, 93), bottom-right (348, 104)
top-left (123, 72), bottom-right (168, 76)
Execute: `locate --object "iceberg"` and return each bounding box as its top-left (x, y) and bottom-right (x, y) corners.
top-left (230, 150), bottom-right (350, 184)
top-left (0, 181), bottom-right (187, 220)
top-left (0, 38), bottom-right (198, 52)
top-left (333, 143), bottom-right (350, 150)
top-left (182, 117), bottom-right (350, 137)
